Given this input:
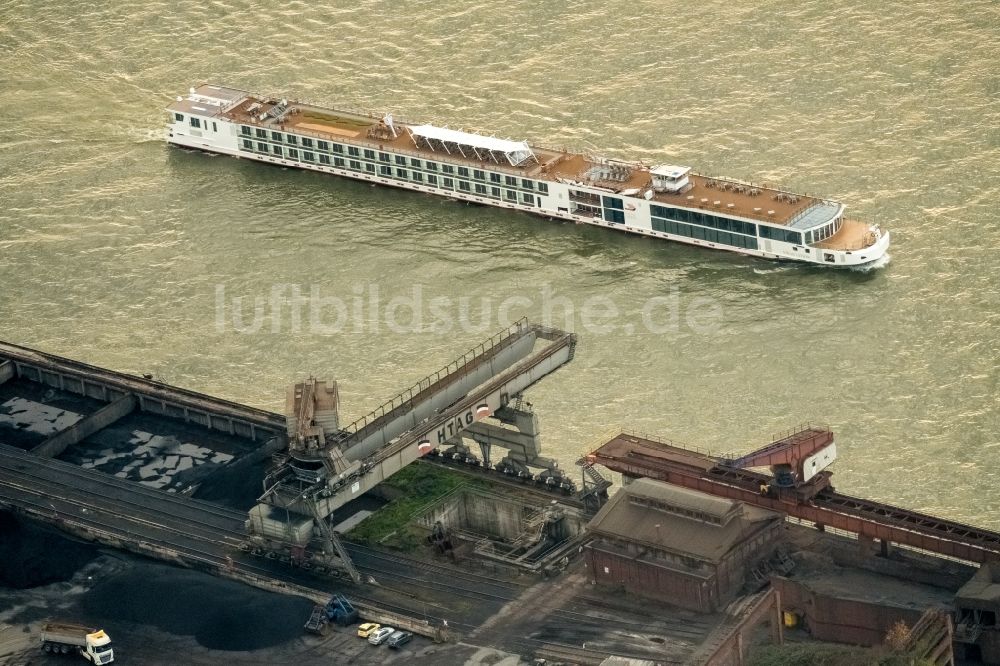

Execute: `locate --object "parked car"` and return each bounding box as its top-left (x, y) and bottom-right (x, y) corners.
top-left (367, 626), bottom-right (395, 646)
top-left (357, 623), bottom-right (380, 638)
top-left (387, 631), bottom-right (413, 649)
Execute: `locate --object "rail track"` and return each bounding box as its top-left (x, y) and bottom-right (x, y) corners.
top-left (0, 443), bottom-right (523, 620)
top-left (343, 541), bottom-right (530, 598)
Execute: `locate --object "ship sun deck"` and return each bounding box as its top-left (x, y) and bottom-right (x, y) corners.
top-left (813, 219), bottom-right (877, 251)
top-left (657, 174), bottom-right (818, 226)
top-left (217, 92), bottom-right (830, 228)
top-left (224, 96), bottom-right (566, 173)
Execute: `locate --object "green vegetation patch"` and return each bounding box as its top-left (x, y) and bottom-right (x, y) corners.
top-left (347, 462), bottom-right (483, 551)
top-left (298, 109), bottom-right (371, 129)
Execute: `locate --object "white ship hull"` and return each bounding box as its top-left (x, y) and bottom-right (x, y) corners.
top-left (166, 89), bottom-right (890, 268)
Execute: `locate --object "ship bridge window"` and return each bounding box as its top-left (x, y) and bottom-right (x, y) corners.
top-left (190, 117), bottom-right (201, 128)
top-left (175, 113), bottom-right (184, 122)
top-left (240, 126), bottom-right (251, 136)
top-left (651, 218), bottom-right (760, 250)
top-left (651, 204), bottom-right (757, 237)
top-left (317, 140), bottom-right (329, 151)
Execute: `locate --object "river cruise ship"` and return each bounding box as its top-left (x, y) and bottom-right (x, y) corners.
top-left (166, 84), bottom-right (889, 267)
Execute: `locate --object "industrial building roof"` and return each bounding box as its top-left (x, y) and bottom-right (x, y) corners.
top-left (587, 478), bottom-right (781, 563)
top-left (625, 478), bottom-right (741, 522)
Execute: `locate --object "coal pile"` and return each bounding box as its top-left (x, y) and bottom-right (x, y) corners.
top-left (0, 511), bottom-right (97, 589)
top-left (191, 459), bottom-right (268, 511)
top-left (82, 562), bottom-right (313, 651)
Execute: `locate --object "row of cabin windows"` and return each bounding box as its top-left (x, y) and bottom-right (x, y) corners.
top-left (651, 218), bottom-right (761, 250)
top-left (238, 139), bottom-right (535, 204)
top-left (650, 204), bottom-right (757, 237)
top-left (238, 126), bottom-right (549, 194)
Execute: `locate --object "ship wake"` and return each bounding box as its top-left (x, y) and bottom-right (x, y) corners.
top-left (850, 253), bottom-right (891, 273)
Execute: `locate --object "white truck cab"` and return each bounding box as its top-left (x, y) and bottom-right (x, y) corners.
top-left (83, 630), bottom-right (114, 664)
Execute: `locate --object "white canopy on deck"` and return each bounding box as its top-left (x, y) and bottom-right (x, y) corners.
top-left (407, 124), bottom-right (536, 166)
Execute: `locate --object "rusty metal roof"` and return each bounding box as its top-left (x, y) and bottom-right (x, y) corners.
top-left (586, 478), bottom-right (781, 563)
